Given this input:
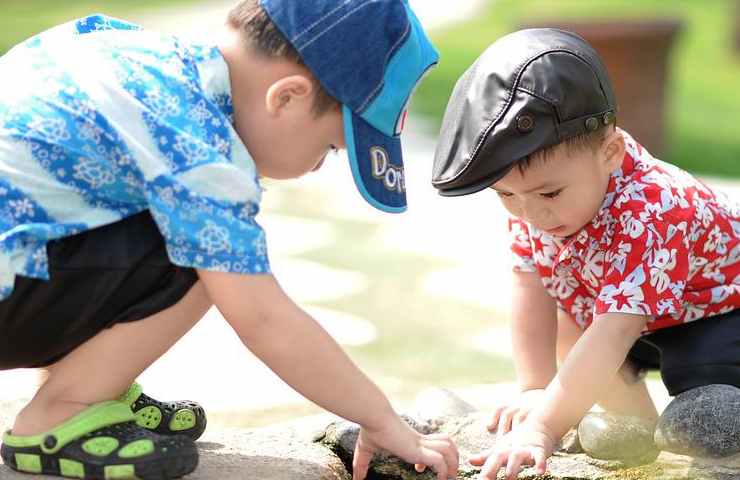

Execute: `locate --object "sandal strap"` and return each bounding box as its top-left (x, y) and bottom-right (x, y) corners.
top-left (119, 382), bottom-right (144, 406)
top-left (2, 401), bottom-right (135, 454)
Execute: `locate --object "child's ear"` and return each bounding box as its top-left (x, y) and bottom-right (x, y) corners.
top-left (602, 128), bottom-right (625, 172)
top-left (265, 75), bottom-right (314, 116)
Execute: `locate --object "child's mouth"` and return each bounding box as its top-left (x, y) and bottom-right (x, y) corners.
top-left (544, 225), bottom-right (566, 235)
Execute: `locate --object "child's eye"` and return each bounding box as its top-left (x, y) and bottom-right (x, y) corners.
top-left (540, 189), bottom-right (563, 199)
top-left (495, 191), bottom-right (513, 198)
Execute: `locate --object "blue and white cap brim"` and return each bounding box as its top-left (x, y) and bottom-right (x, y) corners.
top-left (260, 0), bottom-right (438, 213)
top-left (343, 105), bottom-right (406, 213)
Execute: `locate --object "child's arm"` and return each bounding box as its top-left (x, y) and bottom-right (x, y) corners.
top-left (473, 312), bottom-right (648, 480)
top-left (197, 269), bottom-right (459, 480)
top-left (529, 312), bottom-right (648, 439)
top-left (511, 271), bottom-right (558, 390)
top-left (489, 271), bottom-right (557, 433)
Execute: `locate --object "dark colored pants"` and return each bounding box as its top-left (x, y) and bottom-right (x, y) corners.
top-left (627, 309), bottom-right (740, 396)
top-left (0, 211), bottom-right (198, 369)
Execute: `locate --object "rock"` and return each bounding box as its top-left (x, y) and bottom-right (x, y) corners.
top-left (655, 384), bottom-right (740, 458)
top-left (414, 387), bottom-right (477, 424)
top-left (321, 411), bottom-right (616, 479)
top-left (320, 414), bottom-right (435, 460)
top-left (319, 414), bottom-right (438, 479)
top-left (577, 412), bottom-right (659, 466)
top-left (559, 428), bottom-right (585, 454)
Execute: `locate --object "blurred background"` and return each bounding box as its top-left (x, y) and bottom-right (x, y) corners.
top-left (0, 0), bottom-right (738, 428)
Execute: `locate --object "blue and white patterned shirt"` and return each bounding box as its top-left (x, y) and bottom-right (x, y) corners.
top-left (0, 14), bottom-right (270, 301)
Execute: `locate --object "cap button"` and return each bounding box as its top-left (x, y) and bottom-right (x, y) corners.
top-left (585, 117), bottom-right (599, 132)
top-left (516, 114), bottom-right (535, 133)
top-left (602, 111), bottom-right (615, 125)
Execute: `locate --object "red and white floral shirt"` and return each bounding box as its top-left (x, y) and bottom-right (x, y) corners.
top-left (509, 131), bottom-right (740, 333)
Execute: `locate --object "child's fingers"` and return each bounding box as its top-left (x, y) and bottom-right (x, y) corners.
top-left (352, 459), bottom-right (369, 479)
top-left (468, 448), bottom-right (493, 466)
top-left (436, 442), bottom-right (459, 478)
top-left (419, 450), bottom-right (448, 480)
top-left (534, 449), bottom-right (548, 474)
top-left (505, 450), bottom-right (532, 480)
top-left (488, 406), bottom-right (505, 431)
top-left (512, 410), bottom-right (528, 428)
top-left (352, 458), bottom-right (369, 480)
top-left (478, 450), bottom-right (508, 480)
top-left (497, 407), bottom-right (517, 437)
top-left (351, 442), bottom-right (373, 480)
top-left (423, 434), bottom-right (459, 476)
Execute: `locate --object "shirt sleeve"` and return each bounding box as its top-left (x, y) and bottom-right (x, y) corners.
top-left (145, 164), bottom-right (270, 275)
top-left (508, 217), bottom-right (537, 273)
top-left (595, 210), bottom-right (690, 317)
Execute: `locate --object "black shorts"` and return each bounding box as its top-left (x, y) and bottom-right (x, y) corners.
top-left (0, 211), bottom-right (199, 370)
top-left (627, 309), bottom-right (740, 396)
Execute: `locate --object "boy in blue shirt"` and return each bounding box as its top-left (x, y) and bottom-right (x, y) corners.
top-left (0, 2), bottom-right (458, 479)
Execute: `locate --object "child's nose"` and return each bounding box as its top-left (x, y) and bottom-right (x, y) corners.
top-left (521, 202), bottom-right (547, 226)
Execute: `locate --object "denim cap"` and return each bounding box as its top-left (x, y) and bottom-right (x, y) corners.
top-left (261, 0), bottom-right (439, 213)
top-left (432, 28), bottom-right (616, 196)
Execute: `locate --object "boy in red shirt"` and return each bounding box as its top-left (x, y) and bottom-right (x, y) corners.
top-left (432, 28), bottom-right (740, 479)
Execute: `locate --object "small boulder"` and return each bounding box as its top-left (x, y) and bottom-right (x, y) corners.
top-left (414, 388), bottom-right (477, 424)
top-left (578, 412), bottom-right (659, 466)
top-left (655, 384), bottom-right (740, 458)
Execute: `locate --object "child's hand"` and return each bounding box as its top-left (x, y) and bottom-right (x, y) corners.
top-left (352, 417), bottom-right (459, 480)
top-left (469, 419), bottom-right (555, 480)
top-left (488, 389), bottom-right (546, 436)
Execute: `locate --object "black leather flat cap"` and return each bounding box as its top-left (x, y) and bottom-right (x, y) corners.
top-left (432, 28), bottom-right (617, 196)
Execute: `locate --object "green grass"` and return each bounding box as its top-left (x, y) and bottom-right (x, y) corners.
top-left (413, 0), bottom-right (740, 178)
top-left (0, 0), bottom-right (204, 54)
top-left (266, 184), bottom-right (515, 391)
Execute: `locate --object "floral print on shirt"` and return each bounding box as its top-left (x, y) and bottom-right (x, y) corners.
top-left (509, 131), bottom-right (740, 332)
top-left (0, 15), bottom-right (270, 300)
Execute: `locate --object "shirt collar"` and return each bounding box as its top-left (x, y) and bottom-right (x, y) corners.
top-left (188, 43), bottom-right (235, 121)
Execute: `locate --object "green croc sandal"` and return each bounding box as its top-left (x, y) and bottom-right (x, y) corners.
top-left (121, 384), bottom-right (207, 441)
top-left (0, 401), bottom-right (198, 479)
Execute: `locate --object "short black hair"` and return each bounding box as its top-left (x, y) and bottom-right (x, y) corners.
top-left (516, 123), bottom-right (615, 175)
top-left (227, 0), bottom-right (339, 116)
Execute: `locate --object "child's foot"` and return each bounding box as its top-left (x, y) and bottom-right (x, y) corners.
top-left (655, 384), bottom-right (740, 458)
top-left (120, 383), bottom-right (207, 441)
top-left (577, 412), bottom-right (659, 466)
top-left (1, 401), bottom-right (198, 480)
